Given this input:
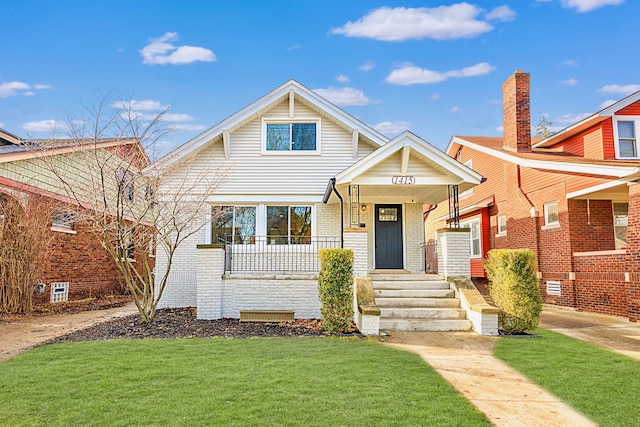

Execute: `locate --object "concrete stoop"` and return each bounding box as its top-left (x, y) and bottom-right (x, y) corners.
top-left (371, 272), bottom-right (472, 333)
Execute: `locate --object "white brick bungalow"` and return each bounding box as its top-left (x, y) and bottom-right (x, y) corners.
top-left (153, 80), bottom-right (483, 321)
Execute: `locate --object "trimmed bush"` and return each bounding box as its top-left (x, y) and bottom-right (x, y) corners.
top-left (484, 249), bottom-right (542, 333)
top-left (318, 248), bottom-right (354, 333)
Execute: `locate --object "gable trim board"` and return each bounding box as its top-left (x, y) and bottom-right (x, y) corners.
top-left (448, 136), bottom-right (640, 178)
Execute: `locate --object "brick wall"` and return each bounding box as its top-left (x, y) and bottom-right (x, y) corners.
top-left (502, 70), bottom-right (531, 152)
top-left (405, 203), bottom-right (425, 273)
top-left (436, 228), bottom-right (471, 278)
top-left (626, 183), bottom-right (640, 321)
top-left (568, 199), bottom-right (615, 253)
top-left (574, 253), bottom-right (629, 317)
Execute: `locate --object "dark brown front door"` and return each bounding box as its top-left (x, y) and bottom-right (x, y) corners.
top-left (375, 204), bottom-right (403, 269)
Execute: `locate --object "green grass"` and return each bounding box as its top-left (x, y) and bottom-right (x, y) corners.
top-left (495, 329), bottom-right (640, 427)
top-left (0, 337), bottom-right (489, 426)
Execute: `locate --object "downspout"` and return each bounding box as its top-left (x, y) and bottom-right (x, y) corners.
top-left (322, 178), bottom-right (344, 248)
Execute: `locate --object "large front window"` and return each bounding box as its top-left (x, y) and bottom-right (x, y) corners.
top-left (461, 218), bottom-right (481, 258)
top-left (212, 206), bottom-right (256, 244)
top-left (267, 206), bottom-right (311, 244)
top-left (266, 122), bottom-right (317, 151)
top-left (615, 118), bottom-right (640, 159)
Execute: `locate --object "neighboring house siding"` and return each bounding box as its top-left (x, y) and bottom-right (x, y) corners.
top-left (584, 128), bottom-right (604, 160)
top-left (555, 131), bottom-right (585, 156)
top-left (519, 166), bottom-right (613, 196)
top-left (616, 100), bottom-right (640, 115)
top-left (602, 119), bottom-right (616, 159)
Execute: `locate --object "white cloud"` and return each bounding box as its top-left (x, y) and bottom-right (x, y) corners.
top-left (597, 84), bottom-right (640, 96)
top-left (0, 122), bottom-right (4, 128)
top-left (140, 32), bottom-right (216, 65)
top-left (372, 121), bottom-right (411, 137)
top-left (33, 84), bottom-right (51, 90)
top-left (21, 120), bottom-right (67, 133)
top-left (0, 81), bottom-right (31, 98)
top-left (112, 99), bottom-right (169, 110)
top-left (560, 0), bottom-right (624, 13)
top-left (120, 111), bottom-right (194, 122)
top-left (162, 113), bottom-right (194, 122)
top-left (561, 77), bottom-right (578, 86)
top-left (600, 99), bottom-right (617, 109)
top-left (287, 44), bottom-right (301, 51)
top-left (496, 126), bottom-right (504, 133)
top-left (555, 113), bottom-right (591, 123)
top-left (313, 86), bottom-right (371, 106)
top-left (359, 61), bottom-right (375, 71)
top-left (485, 5), bottom-right (516, 22)
top-left (563, 59), bottom-right (579, 66)
top-left (336, 74), bottom-right (350, 83)
top-left (331, 4), bottom-right (495, 41)
top-left (430, 93), bottom-right (441, 100)
top-left (449, 106), bottom-right (460, 112)
top-left (386, 62), bottom-right (495, 85)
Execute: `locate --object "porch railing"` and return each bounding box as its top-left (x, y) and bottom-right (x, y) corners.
top-left (217, 235), bottom-right (341, 273)
top-left (421, 240), bottom-right (438, 274)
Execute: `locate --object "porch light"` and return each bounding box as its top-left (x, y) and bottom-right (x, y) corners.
top-left (361, 204), bottom-right (367, 212)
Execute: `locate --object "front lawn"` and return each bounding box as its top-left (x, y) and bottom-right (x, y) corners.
top-left (1, 337), bottom-right (489, 426)
top-left (495, 328), bottom-right (640, 427)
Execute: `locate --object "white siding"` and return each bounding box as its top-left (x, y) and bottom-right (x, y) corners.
top-left (159, 99), bottom-right (377, 199)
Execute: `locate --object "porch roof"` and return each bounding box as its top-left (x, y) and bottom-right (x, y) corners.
top-left (323, 131), bottom-right (484, 204)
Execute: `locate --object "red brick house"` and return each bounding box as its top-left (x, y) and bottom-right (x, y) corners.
top-left (0, 129), bottom-right (151, 306)
top-left (425, 71), bottom-right (640, 322)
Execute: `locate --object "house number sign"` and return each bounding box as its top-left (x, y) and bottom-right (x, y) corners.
top-left (391, 176), bottom-right (415, 184)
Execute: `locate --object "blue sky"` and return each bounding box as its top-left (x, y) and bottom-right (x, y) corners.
top-left (1, 0), bottom-right (638, 154)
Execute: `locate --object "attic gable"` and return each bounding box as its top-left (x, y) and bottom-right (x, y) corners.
top-left (156, 80), bottom-right (389, 168)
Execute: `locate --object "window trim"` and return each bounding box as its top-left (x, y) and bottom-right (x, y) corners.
top-left (497, 214), bottom-right (507, 236)
top-left (51, 209), bottom-right (77, 234)
top-left (461, 217), bottom-right (482, 259)
top-left (613, 116), bottom-right (640, 159)
top-left (613, 202), bottom-right (628, 250)
top-left (261, 118), bottom-right (321, 155)
top-left (459, 159), bottom-right (474, 199)
top-left (542, 201), bottom-right (560, 230)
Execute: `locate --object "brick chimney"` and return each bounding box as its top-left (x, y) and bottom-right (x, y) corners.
top-left (502, 70), bottom-right (531, 152)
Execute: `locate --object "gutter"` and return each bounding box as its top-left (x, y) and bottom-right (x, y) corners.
top-left (322, 178), bottom-right (344, 248)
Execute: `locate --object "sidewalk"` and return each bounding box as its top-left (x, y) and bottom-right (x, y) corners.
top-left (384, 331), bottom-right (596, 427)
top-left (0, 302), bottom-right (137, 362)
top-left (540, 304), bottom-right (640, 360)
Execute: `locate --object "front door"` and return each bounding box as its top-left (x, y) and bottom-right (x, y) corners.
top-left (375, 204), bottom-right (403, 269)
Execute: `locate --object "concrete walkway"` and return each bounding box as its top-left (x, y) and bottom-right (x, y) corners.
top-left (0, 302), bottom-right (138, 362)
top-left (383, 331), bottom-right (596, 427)
top-left (540, 304), bottom-right (640, 360)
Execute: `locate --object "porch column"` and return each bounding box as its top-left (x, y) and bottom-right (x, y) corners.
top-left (344, 228), bottom-right (368, 277)
top-left (196, 244), bottom-right (225, 320)
top-left (436, 227), bottom-right (471, 278)
top-left (627, 183), bottom-right (640, 322)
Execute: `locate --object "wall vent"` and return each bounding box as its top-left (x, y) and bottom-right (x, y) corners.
top-left (50, 282), bottom-right (69, 303)
top-left (546, 281), bottom-right (561, 296)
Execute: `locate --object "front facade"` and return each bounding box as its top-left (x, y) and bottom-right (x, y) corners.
top-left (155, 80), bottom-right (482, 319)
top-left (0, 130), bottom-right (150, 305)
top-left (425, 71), bottom-right (640, 322)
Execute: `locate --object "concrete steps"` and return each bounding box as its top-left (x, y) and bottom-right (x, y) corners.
top-left (371, 272), bottom-right (471, 333)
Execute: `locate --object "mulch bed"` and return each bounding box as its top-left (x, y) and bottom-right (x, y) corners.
top-left (0, 296), bottom-right (132, 323)
top-left (48, 308), bottom-right (361, 343)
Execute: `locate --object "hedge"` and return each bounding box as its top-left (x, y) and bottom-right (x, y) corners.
top-left (484, 249), bottom-right (542, 333)
top-left (318, 248), bottom-right (354, 333)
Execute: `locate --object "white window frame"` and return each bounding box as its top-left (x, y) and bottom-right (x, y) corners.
top-left (613, 202), bottom-right (628, 250)
top-left (497, 214), bottom-right (507, 235)
top-left (543, 201), bottom-right (560, 229)
top-left (261, 118), bottom-right (321, 155)
top-left (461, 217), bottom-right (482, 259)
top-left (51, 210), bottom-right (77, 234)
top-left (613, 116), bottom-right (640, 159)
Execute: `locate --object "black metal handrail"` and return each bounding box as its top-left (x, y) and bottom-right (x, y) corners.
top-left (217, 235), bottom-right (341, 273)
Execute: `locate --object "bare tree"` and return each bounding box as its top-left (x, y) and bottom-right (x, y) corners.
top-left (32, 95), bottom-right (226, 323)
top-left (534, 112), bottom-right (554, 139)
top-left (0, 193), bottom-right (53, 314)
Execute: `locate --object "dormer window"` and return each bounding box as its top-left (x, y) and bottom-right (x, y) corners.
top-left (614, 118), bottom-right (640, 159)
top-left (263, 120), bottom-right (319, 153)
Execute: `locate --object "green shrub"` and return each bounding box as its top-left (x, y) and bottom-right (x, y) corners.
top-left (318, 248), bottom-right (354, 333)
top-left (484, 249), bottom-right (542, 333)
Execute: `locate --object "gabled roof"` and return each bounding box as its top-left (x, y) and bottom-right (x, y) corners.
top-left (336, 131), bottom-right (482, 185)
top-left (533, 90), bottom-right (640, 149)
top-left (155, 80), bottom-right (390, 169)
top-left (449, 135), bottom-right (640, 178)
top-left (0, 129), bottom-right (22, 145)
